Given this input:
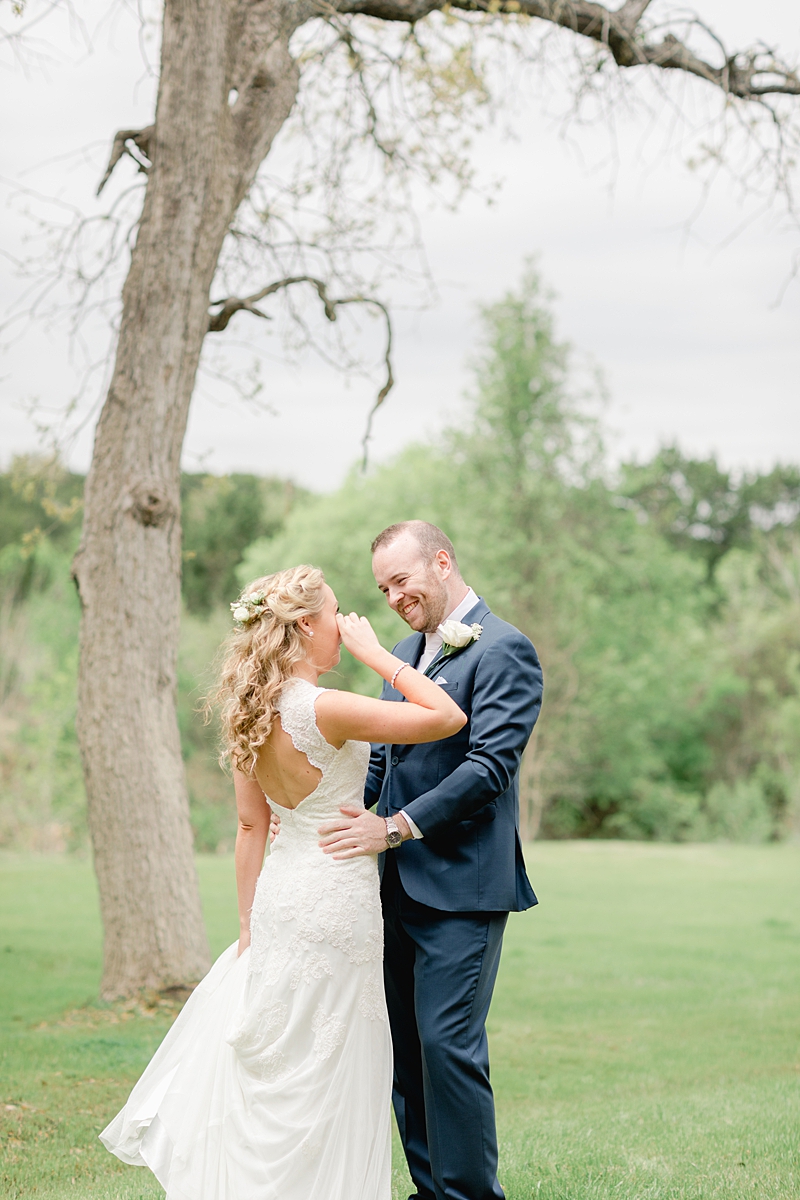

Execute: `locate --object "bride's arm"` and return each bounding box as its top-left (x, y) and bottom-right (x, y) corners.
top-left (315, 613), bottom-right (466, 748)
top-left (233, 771), bottom-right (270, 956)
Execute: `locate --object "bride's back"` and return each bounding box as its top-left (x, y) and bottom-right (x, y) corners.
top-left (250, 679), bottom-right (371, 844)
top-left (253, 717), bottom-right (323, 810)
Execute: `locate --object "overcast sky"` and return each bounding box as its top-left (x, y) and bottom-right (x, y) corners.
top-left (2, 1), bottom-right (798, 490)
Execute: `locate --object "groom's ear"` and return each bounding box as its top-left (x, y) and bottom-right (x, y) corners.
top-left (435, 550), bottom-right (453, 578)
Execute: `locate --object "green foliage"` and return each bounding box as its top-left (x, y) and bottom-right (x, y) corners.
top-left (620, 446), bottom-right (800, 580)
top-left (0, 535), bottom-right (85, 851)
top-left (177, 608), bottom-right (238, 852)
top-left (0, 456), bottom-right (84, 560)
top-left (240, 268), bottom-right (800, 843)
top-left (2, 844), bottom-right (799, 1198)
top-left (0, 462), bottom-right (86, 849)
top-left (181, 474), bottom-right (309, 613)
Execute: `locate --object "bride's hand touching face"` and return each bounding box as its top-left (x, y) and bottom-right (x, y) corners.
top-left (336, 612), bottom-right (383, 667)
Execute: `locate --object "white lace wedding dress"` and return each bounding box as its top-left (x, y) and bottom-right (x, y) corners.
top-left (100, 678), bottom-right (392, 1200)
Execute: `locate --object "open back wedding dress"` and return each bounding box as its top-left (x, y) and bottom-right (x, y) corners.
top-left (100, 678), bottom-right (392, 1200)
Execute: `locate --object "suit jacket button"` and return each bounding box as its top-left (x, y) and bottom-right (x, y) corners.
top-left (391, 755), bottom-right (399, 766)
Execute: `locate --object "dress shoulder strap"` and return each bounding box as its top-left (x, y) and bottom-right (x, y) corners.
top-left (275, 678), bottom-right (338, 774)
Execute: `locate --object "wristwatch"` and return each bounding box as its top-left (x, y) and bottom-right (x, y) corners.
top-left (384, 816), bottom-right (403, 850)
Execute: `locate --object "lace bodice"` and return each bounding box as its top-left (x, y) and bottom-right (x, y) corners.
top-left (264, 677), bottom-right (371, 850)
top-left (276, 678), bottom-right (341, 773)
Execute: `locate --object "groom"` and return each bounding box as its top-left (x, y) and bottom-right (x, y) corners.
top-left (321, 521), bottom-right (543, 1200)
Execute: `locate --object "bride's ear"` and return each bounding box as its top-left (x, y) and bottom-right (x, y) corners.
top-left (298, 616), bottom-right (314, 639)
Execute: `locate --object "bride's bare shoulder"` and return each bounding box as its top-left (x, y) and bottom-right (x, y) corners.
top-left (314, 688), bottom-right (381, 716)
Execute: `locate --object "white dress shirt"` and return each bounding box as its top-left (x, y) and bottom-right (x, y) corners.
top-left (399, 587), bottom-right (479, 840)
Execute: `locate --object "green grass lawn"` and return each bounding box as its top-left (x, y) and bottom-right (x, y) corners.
top-left (1, 842), bottom-right (798, 1199)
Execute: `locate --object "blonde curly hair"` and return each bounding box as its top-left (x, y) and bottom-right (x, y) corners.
top-left (213, 564), bottom-right (327, 776)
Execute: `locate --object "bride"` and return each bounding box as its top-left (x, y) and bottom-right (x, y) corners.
top-left (100, 564), bottom-right (465, 1200)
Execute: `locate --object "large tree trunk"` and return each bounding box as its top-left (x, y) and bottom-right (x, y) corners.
top-left (72, 0), bottom-right (300, 998)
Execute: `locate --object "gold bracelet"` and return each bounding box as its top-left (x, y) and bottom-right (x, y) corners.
top-left (390, 662), bottom-right (408, 690)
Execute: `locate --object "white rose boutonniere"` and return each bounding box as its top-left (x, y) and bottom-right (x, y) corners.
top-left (438, 619), bottom-right (483, 656)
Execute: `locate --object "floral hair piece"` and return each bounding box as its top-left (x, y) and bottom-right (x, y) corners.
top-left (230, 592), bottom-right (271, 625)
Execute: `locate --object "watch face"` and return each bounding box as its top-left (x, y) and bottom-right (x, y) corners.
top-left (386, 829), bottom-right (403, 848)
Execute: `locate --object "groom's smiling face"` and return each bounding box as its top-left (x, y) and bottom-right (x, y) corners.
top-left (372, 531), bottom-right (451, 634)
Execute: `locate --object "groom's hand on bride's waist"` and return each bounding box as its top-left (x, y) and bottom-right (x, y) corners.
top-left (269, 809), bottom-right (281, 843)
top-left (318, 806), bottom-right (411, 860)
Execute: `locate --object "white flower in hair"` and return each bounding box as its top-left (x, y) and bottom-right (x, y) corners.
top-left (438, 619), bottom-right (482, 653)
top-left (230, 591), bottom-right (270, 624)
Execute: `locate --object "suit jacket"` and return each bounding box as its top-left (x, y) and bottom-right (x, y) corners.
top-left (364, 597), bottom-right (543, 913)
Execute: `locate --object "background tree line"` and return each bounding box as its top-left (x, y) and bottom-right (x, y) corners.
top-left (2, 270), bottom-right (798, 853)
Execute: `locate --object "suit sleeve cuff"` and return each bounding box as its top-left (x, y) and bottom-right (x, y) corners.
top-left (400, 809), bottom-right (424, 840)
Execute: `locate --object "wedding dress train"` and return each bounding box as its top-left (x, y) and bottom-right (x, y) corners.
top-left (100, 678), bottom-right (392, 1200)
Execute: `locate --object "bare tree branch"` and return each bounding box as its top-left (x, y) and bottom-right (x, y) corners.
top-left (356, 302), bottom-right (394, 469)
top-left (615, 0), bottom-right (653, 28)
top-left (96, 125), bottom-right (154, 196)
top-left (332, 0), bottom-right (800, 100)
top-left (208, 275), bottom-right (394, 465)
top-left (209, 275), bottom-right (335, 331)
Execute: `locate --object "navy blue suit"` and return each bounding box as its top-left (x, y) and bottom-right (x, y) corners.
top-left (365, 597), bottom-right (543, 1200)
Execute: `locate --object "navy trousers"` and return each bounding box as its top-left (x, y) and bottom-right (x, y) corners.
top-left (382, 855), bottom-right (508, 1200)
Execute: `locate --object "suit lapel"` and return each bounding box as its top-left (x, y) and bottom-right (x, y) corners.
top-left (393, 633), bottom-right (425, 692)
top-left (407, 633), bottom-right (425, 671)
top-left (422, 649), bottom-right (448, 679)
top-left (423, 643), bottom-right (467, 679)
top-left (462, 596), bottom-right (490, 626)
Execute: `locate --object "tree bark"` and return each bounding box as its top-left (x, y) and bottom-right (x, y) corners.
top-left (73, 0), bottom-right (300, 998)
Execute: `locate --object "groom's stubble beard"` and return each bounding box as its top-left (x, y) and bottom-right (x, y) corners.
top-left (412, 564), bottom-right (450, 634)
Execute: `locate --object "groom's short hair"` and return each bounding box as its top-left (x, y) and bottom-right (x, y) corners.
top-left (371, 521), bottom-right (460, 571)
